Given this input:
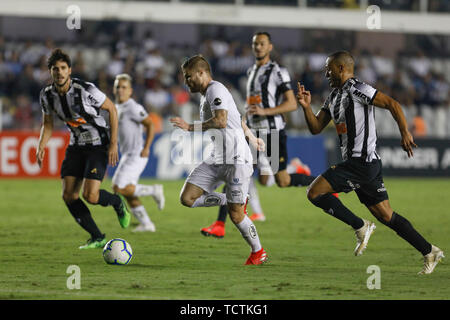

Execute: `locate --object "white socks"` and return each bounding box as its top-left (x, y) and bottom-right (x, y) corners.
top-left (248, 179), bottom-right (263, 214)
top-left (131, 205), bottom-right (152, 226)
top-left (191, 192), bottom-right (227, 208)
top-left (234, 215), bottom-right (262, 253)
top-left (134, 184), bottom-right (156, 197)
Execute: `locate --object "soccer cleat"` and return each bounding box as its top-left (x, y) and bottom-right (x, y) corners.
top-left (201, 221), bottom-right (225, 238)
top-left (114, 194), bottom-right (131, 229)
top-left (418, 245), bottom-right (444, 275)
top-left (354, 219), bottom-right (376, 256)
top-left (249, 213), bottom-right (266, 222)
top-left (152, 184), bottom-right (165, 211)
top-left (290, 157), bottom-right (311, 176)
top-left (132, 222), bottom-right (156, 233)
top-left (79, 235), bottom-right (107, 249)
top-left (245, 248), bottom-right (268, 265)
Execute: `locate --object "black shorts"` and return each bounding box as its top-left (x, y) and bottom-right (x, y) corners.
top-left (60, 145), bottom-right (108, 181)
top-left (322, 157), bottom-right (389, 207)
top-left (256, 129), bottom-right (288, 173)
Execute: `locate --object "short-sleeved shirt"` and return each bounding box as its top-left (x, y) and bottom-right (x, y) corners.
top-left (321, 77), bottom-right (379, 162)
top-left (199, 80), bottom-right (252, 166)
top-left (116, 98), bottom-right (148, 155)
top-left (39, 78), bottom-right (109, 147)
top-left (245, 60), bottom-right (292, 130)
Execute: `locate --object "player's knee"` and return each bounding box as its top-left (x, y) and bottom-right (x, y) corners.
top-left (180, 194), bottom-right (194, 208)
top-left (82, 191), bottom-right (99, 205)
top-left (275, 179), bottom-right (290, 188)
top-left (306, 186), bottom-right (320, 203)
top-left (62, 192), bottom-right (78, 204)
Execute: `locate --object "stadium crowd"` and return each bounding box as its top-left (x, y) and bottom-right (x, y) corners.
top-left (0, 21), bottom-right (449, 138)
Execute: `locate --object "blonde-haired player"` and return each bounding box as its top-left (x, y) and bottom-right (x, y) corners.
top-left (112, 74), bottom-right (165, 232)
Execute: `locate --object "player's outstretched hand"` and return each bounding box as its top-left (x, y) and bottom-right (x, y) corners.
top-left (401, 131), bottom-right (418, 158)
top-left (296, 82), bottom-right (311, 109)
top-left (170, 117), bottom-right (190, 131)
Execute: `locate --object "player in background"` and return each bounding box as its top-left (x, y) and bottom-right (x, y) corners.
top-left (297, 51), bottom-right (444, 274)
top-left (37, 48), bottom-right (131, 249)
top-left (201, 32), bottom-right (317, 238)
top-left (111, 74), bottom-right (165, 232)
top-left (170, 55), bottom-right (268, 265)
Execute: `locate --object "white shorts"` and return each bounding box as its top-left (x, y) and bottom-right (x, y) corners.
top-left (185, 162), bottom-right (253, 204)
top-left (112, 154), bottom-right (148, 189)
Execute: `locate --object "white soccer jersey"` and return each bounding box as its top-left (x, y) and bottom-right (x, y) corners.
top-left (39, 78), bottom-right (109, 147)
top-left (116, 98), bottom-right (148, 155)
top-left (199, 80), bottom-right (252, 165)
top-left (245, 60), bottom-right (292, 130)
top-left (321, 77), bottom-right (379, 162)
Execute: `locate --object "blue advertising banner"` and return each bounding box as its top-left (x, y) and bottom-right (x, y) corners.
top-left (107, 133), bottom-right (327, 179)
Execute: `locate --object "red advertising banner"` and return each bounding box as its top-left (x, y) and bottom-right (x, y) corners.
top-left (0, 131), bottom-right (70, 178)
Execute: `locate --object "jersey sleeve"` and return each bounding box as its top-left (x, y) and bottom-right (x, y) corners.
top-left (350, 81), bottom-right (378, 105)
top-left (275, 66), bottom-right (293, 94)
top-left (131, 104), bottom-right (149, 123)
top-left (84, 82), bottom-right (107, 108)
top-left (321, 90), bottom-right (334, 116)
top-left (39, 88), bottom-right (51, 115)
top-left (207, 83), bottom-right (230, 112)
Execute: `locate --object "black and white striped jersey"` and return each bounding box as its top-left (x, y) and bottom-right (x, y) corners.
top-left (245, 60), bottom-right (292, 130)
top-left (322, 77), bottom-right (379, 162)
top-left (39, 78), bottom-right (109, 147)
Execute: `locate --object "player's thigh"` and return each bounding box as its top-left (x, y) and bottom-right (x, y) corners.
top-left (225, 164), bottom-right (253, 204)
top-left (112, 154), bottom-right (147, 190)
top-left (274, 169), bottom-right (290, 187)
top-left (82, 179), bottom-right (102, 203)
top-left (60, 146), bottom-right (85, 179)
top-left (306, 175), bottom-right (335, 200)
top-left (61, 176), bottom-right (84, 202)
top-left (83, 147), bottom-right (108, 181)
top-left (184, 162), bottom-right (220, 196)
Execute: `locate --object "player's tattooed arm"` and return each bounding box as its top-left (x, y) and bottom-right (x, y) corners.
top-left (36, 113), bottom-right (54, 168)
top-left (372, 91), bottom-right (417, 158)
top-left (170, 110), bottom-right (228, 131)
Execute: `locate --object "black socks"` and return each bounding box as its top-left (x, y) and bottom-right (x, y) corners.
top-left (217, 185), bottom-right (228, 223)
top-left (377, 212), bottom-right (432, 256)
top-left (66, 198), bottom-right (103, 239)
top-left (97, 189), bottom-right (122, 208)
top-left (310, 193), bottom-right (365, 230)
top-left (289, 174), bottom-right (315, 187)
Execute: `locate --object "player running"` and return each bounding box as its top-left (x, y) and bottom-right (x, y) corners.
top-left (170, 55), bottom-right (267, 265)
top-left (201, 32), bottom-right (317, 238)
top-left (111, 73), bottom-right (165, 232)
top-left (297, 50), bottom-right (444, 274)
top-left (37, 48), bottom-right (131, 249)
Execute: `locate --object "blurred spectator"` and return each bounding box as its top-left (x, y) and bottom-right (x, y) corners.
top-left (0, 19), bottom-right (448, 140)
top-left (144, 79), bottom-right (173, 118)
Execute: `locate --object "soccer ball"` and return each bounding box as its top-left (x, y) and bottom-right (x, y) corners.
top-left (102, 239), bottom-right (133, 265)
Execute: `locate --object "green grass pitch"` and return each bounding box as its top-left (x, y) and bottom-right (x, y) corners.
top-left (0, 178), bottom-right (449, 300)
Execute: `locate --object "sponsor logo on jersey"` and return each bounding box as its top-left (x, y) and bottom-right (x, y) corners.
top-left (213, 98), bottom-right (222, 106)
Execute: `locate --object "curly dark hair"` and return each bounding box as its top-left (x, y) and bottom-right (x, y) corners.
top-left (47, 48), bottom-right (71, 69)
